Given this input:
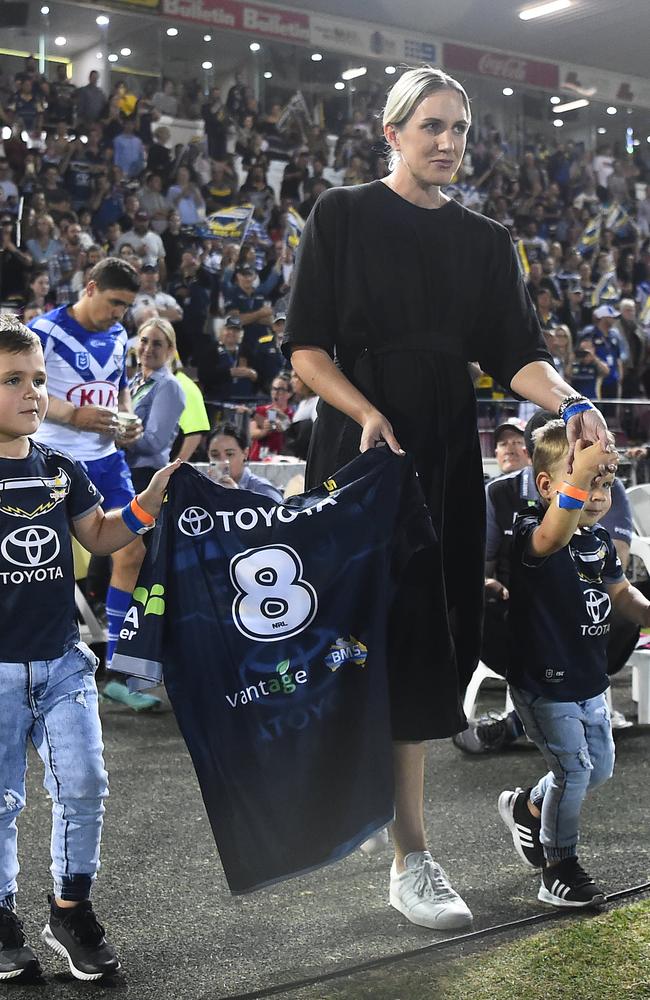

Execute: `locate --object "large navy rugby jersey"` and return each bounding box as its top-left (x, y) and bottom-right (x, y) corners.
top-left (113, 449), bottom-right (430, 892)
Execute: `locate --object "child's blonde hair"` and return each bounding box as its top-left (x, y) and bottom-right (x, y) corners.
top-left (531, 419), bottom-right (569, 480)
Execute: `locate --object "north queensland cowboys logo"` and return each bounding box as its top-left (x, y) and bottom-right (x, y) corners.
top-left (1, 525), bottom-right (60, 567)
top-left (0, 468), bottom-right (71, 519)
top-left (178, 507), bottom-right (214, 537)
top-left (584, 589), bottom-right (611, 624)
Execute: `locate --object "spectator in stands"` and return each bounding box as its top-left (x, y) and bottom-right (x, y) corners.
top-left (49, 222), bottom-right (84, 305)
top-left (196, 313), bottom-right (258, 402)
top-left (75, 70), bottom-right (106, 125)
top-left (152, 79), bottom-right (178, 118)
top-left (581, 305), bottom-right (624, 407)
top-left (545, 324), bottom-right (574, 382)
top-left (137, 173), bottom-right (169, 233)
top-left (493, 417), bottom-right (530, 475)
top-left (248, 373), bottom-right (293, 459)
top-left (239, 165), bottom-right (275, 225)
top-left (283, 368), bottom-right (317, 460)
top-left (25, 268), bottom-right (54, 312)
top-left (112, 116), bottom-right (145, 179)
top-left (203, 160), bottom-right (238, 213)
top-left (113, 80), bottom-right (137, 119)
top-left (222, 262), bottom-right (282, 354)
top-left (6, 76), bottom-right (43, 131)
top-left (168, 249), bottom-right (211, 362)
top-left (255, 312), bottom-right (288, 394)
top-left (48, 63), bottom-right (76, 124)
top-left (206, 424), bottom-right (283, 501)
top-left (133, 263), bottom-right (183, 324)
top-left (25, 213), bottom-right (61, 269)
top-left (558, 282), bottom-right (587, 343)
top-left (568, 334), bottom-right (608, 398)
top-left (116, 210), bottom-right (166, 278)
top-left (280, 151), bottom-right (310, 203)
top-left (226, 71), bottom-right (247, 122)
top-left (146, 126), bottom-right (172, 184)
top-left (0, 161), bottom-right (19, 205)
top-left (202, 87), bottom-right (228, 161)
top-left (160, 209), bottom-right (185, 277)
top-left (298, 178), bottom-right (328, 219)
top-left (0, 214), bottom-right (31, 304)
top-left (167, 165), bottom-right (205, 226)
top-left (532, 286), bottom-right (559, 332)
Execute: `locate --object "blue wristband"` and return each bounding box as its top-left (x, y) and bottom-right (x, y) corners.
top-left (557, 492), bottom-right (585, 510)
top-left (561, 401), bottom-right (593, 424)
top-left (121, 503), bottom-right (154, 535)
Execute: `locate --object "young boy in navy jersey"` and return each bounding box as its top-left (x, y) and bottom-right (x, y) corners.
top-left (498, 419), bottom-right (650, 908)
top-left (0, 317), bottom-right (178, 981)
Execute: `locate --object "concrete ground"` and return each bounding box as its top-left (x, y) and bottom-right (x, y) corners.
top-left (3, 666), bottom-right (648, 1000)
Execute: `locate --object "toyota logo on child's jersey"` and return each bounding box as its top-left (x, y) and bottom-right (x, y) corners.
top-left (584, 589), bottom-right (611, 624)
top-left (178, 507), bottom-right (215, 537)
top-left (66, 381), bottom-right (117, 408)
top-left (1, 525), bottom-right (60, 567)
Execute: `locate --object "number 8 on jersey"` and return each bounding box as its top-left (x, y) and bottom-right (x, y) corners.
top-left (230, 544), bottom-right (318, 641)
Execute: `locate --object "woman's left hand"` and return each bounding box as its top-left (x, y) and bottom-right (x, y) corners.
top-left (565, 406), bottom-right (617, 474)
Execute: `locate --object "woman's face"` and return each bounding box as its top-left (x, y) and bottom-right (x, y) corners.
top-left (207, 434), bottom-right (246, 482)
top-left (270, 380), bottom-right (292, 411)
top-left (137, 325), bottom-right (173, 372)
top-left (36, 216), bottom-right (51, 236)
top-left (386, 89), bottom-right (469, 188)
top-left (31, 273), bottom-right (49, 297)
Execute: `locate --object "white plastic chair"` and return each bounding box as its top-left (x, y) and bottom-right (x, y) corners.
top-left (626, 484), bottom-right (650, 537)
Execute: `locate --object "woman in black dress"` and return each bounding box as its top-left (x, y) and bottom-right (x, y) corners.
top-left (283, 67), bottom-right (612, 931)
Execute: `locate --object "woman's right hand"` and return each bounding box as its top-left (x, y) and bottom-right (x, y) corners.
top-left (360, 410), bottom-right (404, 456)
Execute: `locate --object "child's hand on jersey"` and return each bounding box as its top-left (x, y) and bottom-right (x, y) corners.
top-left (137, 460), bottom-right (182, 518)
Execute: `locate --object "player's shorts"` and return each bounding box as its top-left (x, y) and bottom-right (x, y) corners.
top-left (81, 451), bottom-right (135, 512)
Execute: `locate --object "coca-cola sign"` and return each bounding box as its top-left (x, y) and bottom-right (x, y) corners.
top-left (444, 42), bottom-right (559, 89)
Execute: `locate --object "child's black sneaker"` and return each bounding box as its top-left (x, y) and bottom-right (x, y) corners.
top-left (538, 857), bottom-right (606, 909)
top-left (0, 908), bottom-right (42, 980)
top-left (41, 897), bottom-right (120, 981)
top-left (498, 787), bottom-right (544, 869)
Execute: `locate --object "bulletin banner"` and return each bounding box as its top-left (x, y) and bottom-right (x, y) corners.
top-left (162, 0), bottom-right (310, 44)
top-left (443, 41), bottom-right (559, 90)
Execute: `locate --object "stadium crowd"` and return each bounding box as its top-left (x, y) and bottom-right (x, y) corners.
top-left (0, 54), bottom-right (649, 456)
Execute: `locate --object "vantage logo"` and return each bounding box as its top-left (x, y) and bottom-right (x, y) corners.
top-left (119, 584), bottom-right (165, 640)
top-left (324, 636), bottom-right (368, 672)
top-left (225, 659), bottom-right (308, 709)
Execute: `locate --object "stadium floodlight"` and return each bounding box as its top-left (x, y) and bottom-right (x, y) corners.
top-left (519, 0), bottom-right (571, 20)
top-left (341, 66), bottom-right (367, 81)
top-left (553, 98), bottom-right (589, 113)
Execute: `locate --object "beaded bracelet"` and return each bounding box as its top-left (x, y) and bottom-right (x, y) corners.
top-left (121, 496), bottom-right (156, 535)
top-left (562, 401), bottom-right (594, 424)
top-left (557, 394), bottom-right (588, 418)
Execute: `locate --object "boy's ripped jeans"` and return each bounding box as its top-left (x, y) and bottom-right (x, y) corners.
top-left (510, 687), bottom-right (614, 862)
top-left (0, 642), bottom-right (108, 904)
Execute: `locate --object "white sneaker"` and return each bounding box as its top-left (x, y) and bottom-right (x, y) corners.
top-left (389, 851), bottom-right (473, 930)
top-left (359, 827), bottom-right (390, 856)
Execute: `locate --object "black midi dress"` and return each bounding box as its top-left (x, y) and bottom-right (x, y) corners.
top-left (283, 180), bottom-right (549, 740)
